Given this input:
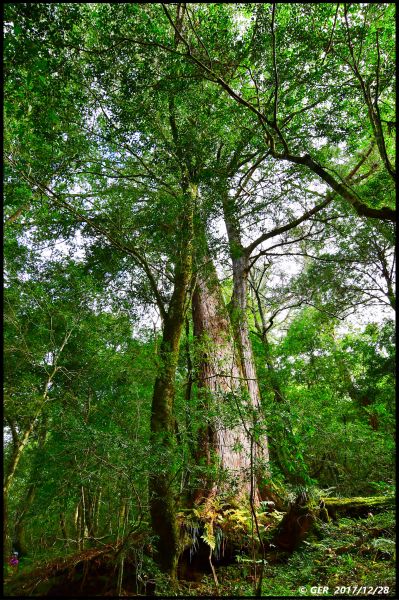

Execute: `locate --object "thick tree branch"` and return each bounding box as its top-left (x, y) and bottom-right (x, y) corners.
top-left (283, 153), bottom-right (395, 221)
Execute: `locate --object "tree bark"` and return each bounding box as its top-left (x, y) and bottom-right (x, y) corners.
top-left (192, 258), bottom-right (256, 502)
top-left (94, 488), bottom-right (102, 535)
top-left (221, 192), bottom-right (270, 495)
top-left (75, 499), bottom-right (83, 551)
top-left (149, 182), bottom-right (195, 578)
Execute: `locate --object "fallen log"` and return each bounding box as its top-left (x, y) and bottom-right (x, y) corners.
top-left (272, 494), bottom-right (394, 553)
top-left (321, 495), bottom-right (395, 520)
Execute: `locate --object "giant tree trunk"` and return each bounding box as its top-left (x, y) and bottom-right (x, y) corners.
top-left (149, 183), bottom-right (195, 579)
top-left (192, 258), bottom-right (257, 503)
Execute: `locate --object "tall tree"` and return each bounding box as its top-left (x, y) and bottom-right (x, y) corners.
top-left (4, 3), bottom-right (395, 583)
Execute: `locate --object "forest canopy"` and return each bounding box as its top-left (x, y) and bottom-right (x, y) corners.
top-left (3, 2), bottom-right (396, 597)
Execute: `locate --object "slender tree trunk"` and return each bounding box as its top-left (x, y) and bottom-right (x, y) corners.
top-left (13, 484), bottom-right (36, 556)
top-left (12, 424), bottom-right (48, 557)
top-left (60, 513), bottom-right (68, 548)
top-left (222, 193), bottom-right (270, 494)
top-left (81, 485), bottom-right (88, 546)
top-left (4, 416), bottom-right (41, 555)
top-left (3, 418), bottom-right (43, 556)
top-left (117, 497), bottom-right (126, 545)
top-left (75, 498), bottom-right (84, 551)
top-left (4, 498), bottom-right (10, 570)
top-left (231, 255), bottom-right (264, 414)
top-left (149, 182), bottom-right (195, 578)
top-left (82, 487), bottom-right (96, 544)
top-left (3, 330), bottom-right (72, 554)
top-left (94, 488), bottom-right (101, 535)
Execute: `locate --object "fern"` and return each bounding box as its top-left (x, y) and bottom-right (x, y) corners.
top-left (201, 522), bottom-right (216, 551)
top-left (371, 538), bottom-right (396, 557)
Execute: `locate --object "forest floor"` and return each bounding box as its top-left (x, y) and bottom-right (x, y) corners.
top-left (3, 508), bottom-right (395, 597)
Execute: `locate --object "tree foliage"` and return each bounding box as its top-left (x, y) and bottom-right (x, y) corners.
top-left (3, 2), bottom-right (395, 593)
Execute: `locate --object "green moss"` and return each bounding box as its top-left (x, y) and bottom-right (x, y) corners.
top-left (322, 496), bottom-right (395, 519)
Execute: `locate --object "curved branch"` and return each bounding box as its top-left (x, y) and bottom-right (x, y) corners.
top-left (246, 195), bottom-right (333, 257)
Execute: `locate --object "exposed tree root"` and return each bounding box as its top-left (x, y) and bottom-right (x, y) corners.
top-left (3, 538), bottom-right (149, 597)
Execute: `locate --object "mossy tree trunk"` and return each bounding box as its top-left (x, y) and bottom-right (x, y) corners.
top-left (322, 496), bottom-right (395, 519)
top-left (149, 182), bottom-right (195, 579)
